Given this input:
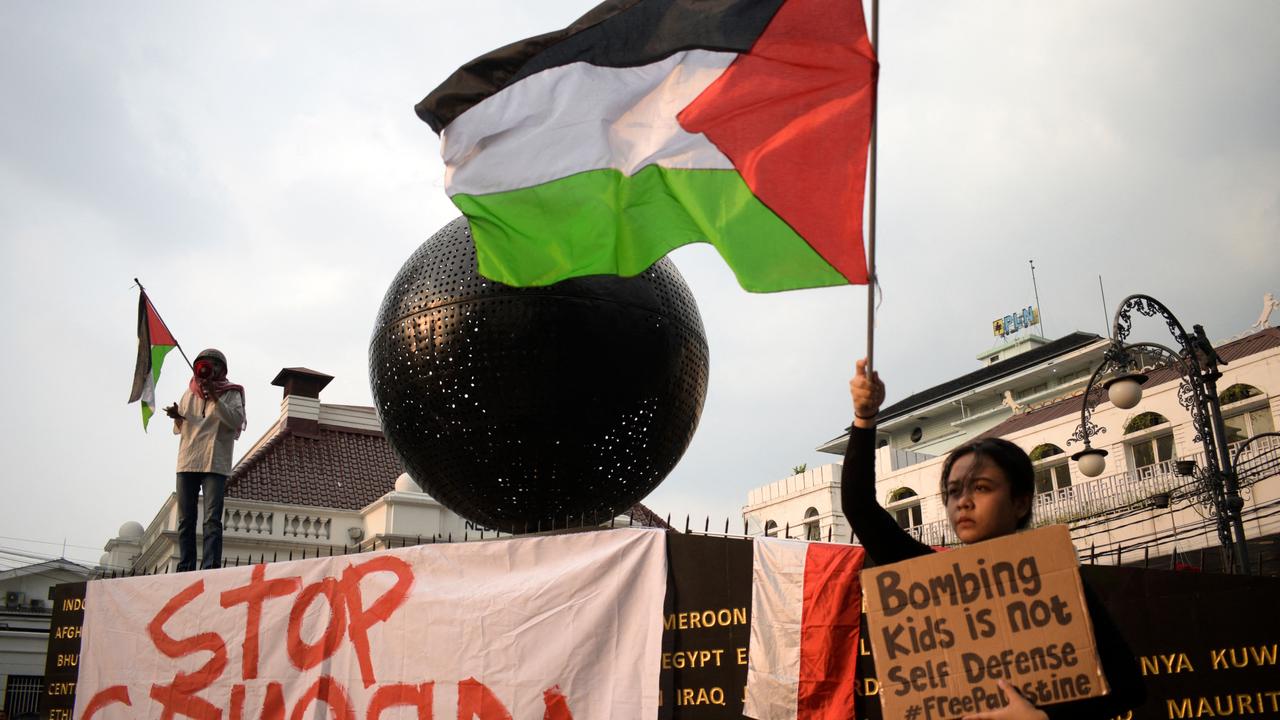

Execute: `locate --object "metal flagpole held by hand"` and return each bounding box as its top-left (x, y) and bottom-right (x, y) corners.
top-left (865, 0), bottom-right (879, 373)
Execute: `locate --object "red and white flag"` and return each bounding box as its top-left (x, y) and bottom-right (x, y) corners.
top-left (744, 537), bottom-right (867, 720)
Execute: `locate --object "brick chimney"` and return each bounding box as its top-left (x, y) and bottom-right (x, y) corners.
top-left (271, 367), bottom-right (334, 438)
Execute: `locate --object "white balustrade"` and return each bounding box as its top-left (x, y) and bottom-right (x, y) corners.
top-left (283, 513), bottom-right (332, 540)
top-left (224, 508), bottom-right (274, 535)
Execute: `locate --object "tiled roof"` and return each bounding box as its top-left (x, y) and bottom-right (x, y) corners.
top-left (1218, 326), bottom-right (1280, 363)
top-left (627, 502), bottom-right (674, 530)
top-left (878, 331), bottom-right (1104, 422)
top-left (818, 331), bottom-right (1104, 449)
top-left (228, 425), bottom-right (405, 511)
top-left (975, 327), bottom-right (1280, 440)
top-left (0, 558), bottom-right (95, 581)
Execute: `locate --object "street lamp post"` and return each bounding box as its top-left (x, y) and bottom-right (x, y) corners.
top-left (1066, 294), bottom-right (1251, 573)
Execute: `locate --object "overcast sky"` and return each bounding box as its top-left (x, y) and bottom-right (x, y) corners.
top-left (1, 1), bottom-right (1277, 569)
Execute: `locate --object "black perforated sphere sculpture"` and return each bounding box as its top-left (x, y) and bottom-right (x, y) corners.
top-left (369, 217), bottom-right (709, 531)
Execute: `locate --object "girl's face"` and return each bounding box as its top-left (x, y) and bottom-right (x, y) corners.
top-left (944, 453), bottom-right (1030, 544)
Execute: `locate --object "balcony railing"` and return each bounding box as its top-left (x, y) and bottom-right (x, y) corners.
top-left (219, 501), bottom-right (341, 543)
top-left (901, 436), bottom-right (1280, 547)
top-left (225, 507), bottom-right (274, 535)
top-left (1031, 458), bottom-right (1185, 525)
top-left (905, 518), bottom-right (957, 547)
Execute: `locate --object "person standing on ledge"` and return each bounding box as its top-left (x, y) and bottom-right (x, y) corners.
top-left (163, 348), bottom-right (245, 572)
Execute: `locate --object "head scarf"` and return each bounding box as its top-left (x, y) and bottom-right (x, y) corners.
top-left (190, 348), bottom-right (247, 435)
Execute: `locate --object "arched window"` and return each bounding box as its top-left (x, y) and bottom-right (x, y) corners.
top-left (887, 487), bottom-right (917, 502)
top-left (885, 488), bottom-right (922, 530)
top-left (1029, 443), bottom-right (1064, 462)
top-left (1219, 383), bottom-right (1263, 405)
top-left (1124, 412), bottom-right (1170, 434)
top-left (804, 507), bottom-right (821, 541)
top-left (1219, 384), bottom-right (1273, 444)
top-left (763, 520), bottom-right (778, 538)
top-left (1124, 412), bottom-right (1174, 471)
top-left (1030, 443), bottom-right (1071, 494)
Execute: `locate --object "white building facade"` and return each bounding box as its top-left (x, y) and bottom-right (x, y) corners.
top-left (0, 559), bottom-right (93, 718)
top-left (744, 327), bottom-right (1280, 571)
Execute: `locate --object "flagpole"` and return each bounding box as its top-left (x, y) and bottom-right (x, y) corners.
top-left (134, 278), bottom-right (195, 371)
top-left (865, 0), bottom-right (879, 373)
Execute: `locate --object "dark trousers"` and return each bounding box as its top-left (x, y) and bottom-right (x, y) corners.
top-left (176, 472), bottom-right (227, 571)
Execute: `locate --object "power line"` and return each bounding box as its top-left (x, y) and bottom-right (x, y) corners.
top-left (0, 534), bottom-right (105, 553)
top-left (0, 557), bottom-right (98, 586)
top-left (0, 545), bottom-right (101, 568)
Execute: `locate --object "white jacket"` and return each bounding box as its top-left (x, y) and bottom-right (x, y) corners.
top-left (172, 388), bottom-right (245, 475)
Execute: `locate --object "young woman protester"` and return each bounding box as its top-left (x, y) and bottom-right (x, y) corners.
top-left (842, 359), bottom-right (1143, 720)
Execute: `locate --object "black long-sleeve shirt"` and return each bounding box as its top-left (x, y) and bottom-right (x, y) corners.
top-left (838, 423), bottom-right (1146, 718)
top-left (840, 425), bottom-right (931, 564)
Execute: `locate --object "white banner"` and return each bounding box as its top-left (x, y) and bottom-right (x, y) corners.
top-left (74, 528), bottom-right (666, 720)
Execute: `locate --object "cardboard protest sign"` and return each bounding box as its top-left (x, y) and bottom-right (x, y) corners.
top-left (861, 525), bottom-right (1107, 720)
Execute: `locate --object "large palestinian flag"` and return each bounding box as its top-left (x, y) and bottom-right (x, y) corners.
top-left (127, 290), bottom-right (178, 430)
top-left (417, 0), bottom-right (878, 293)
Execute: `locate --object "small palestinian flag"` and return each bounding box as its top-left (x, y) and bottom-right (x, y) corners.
top-left (417, 0), bottom-right (877, 293)
top-left (127, 290), bottom-right (178, 430)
